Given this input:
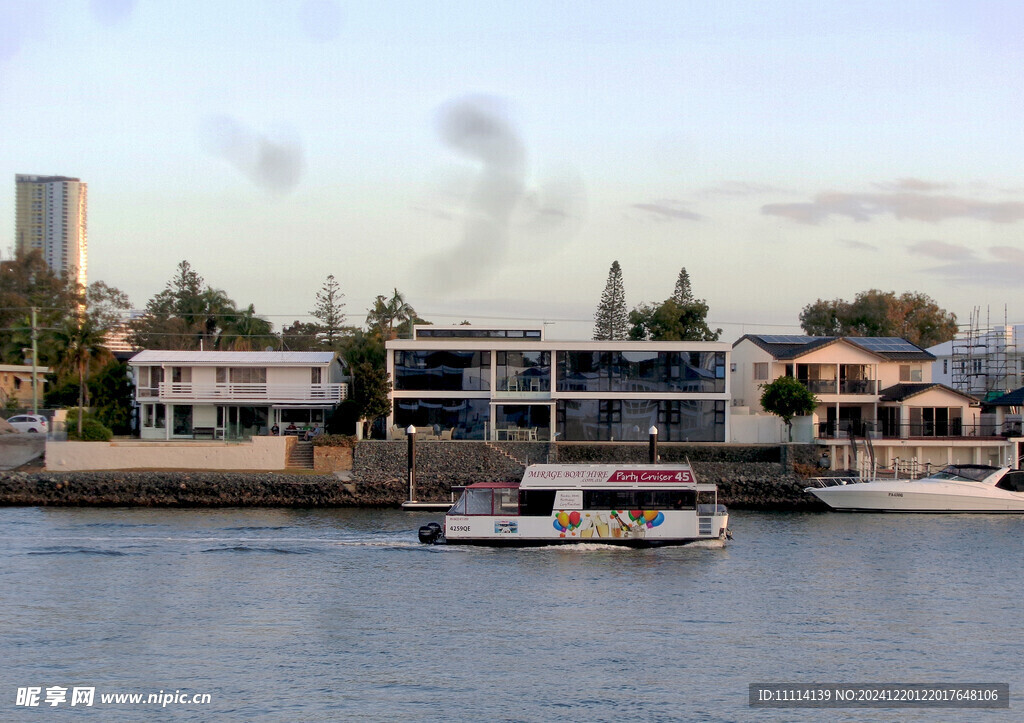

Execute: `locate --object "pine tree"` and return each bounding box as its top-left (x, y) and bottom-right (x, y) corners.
top-left (672, 267), bottom-right (693, 304)
top-left (593, 260), bottom-right (629, 340)
top-left (309, 274), bottom-right (347, 347)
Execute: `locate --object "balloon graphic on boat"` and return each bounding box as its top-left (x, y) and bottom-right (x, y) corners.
top-left (652, 511), bottom-right (665, 527)
top-left (556, 512), bottom-right (570, 529)
top-left (569, 511), bottom-right (581, 528)
top-left (553, 518), bottom-right (565, 532)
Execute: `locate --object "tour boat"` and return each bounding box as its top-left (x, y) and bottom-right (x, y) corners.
top-left (417, 463), bottom-right (730, 546)
top-left (805, 464), bottom-right (1024, 512)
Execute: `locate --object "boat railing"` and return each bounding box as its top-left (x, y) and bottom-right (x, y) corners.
top-left (806, 476), bottom-right (862, 489)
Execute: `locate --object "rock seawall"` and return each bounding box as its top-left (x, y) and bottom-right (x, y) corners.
top-left (0, 442), bottom-right (829, 510)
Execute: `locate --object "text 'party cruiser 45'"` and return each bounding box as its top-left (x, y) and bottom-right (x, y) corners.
top-left (417, 463), bottom-right (730, 547)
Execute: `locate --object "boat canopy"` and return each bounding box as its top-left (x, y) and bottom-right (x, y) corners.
top-left (930, 465), bottom-right (1002, 483)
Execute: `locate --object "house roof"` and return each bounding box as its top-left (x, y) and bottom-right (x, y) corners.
top-left (734, 334), bottom-right (935, 361)
top-left (128, 351), bottom-right (337, 365)
top-left (879, 383), bottom-right (978, 403)
top-left (984, 387), bottom-right (1024, 407)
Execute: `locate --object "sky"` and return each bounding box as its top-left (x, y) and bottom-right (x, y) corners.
top-left (2, 0), bottom-right (1023, 341)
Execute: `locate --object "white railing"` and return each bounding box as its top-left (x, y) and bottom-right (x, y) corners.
top-left (144, 382), bottom-right (346, 403)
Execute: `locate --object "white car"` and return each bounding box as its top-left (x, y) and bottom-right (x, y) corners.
top-left (6, 414), bottom-right (49, 433)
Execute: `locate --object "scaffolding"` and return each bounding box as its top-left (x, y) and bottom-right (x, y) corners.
top-left (950, 307), bottom-right (1021, 399)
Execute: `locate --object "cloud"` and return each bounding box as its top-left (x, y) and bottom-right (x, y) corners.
top-left (419, 95), bottom-right (583, 291)
top-left (907, 240), bottom-right (976, 261)
top-left (762, 191), bottom-right (1024, 224)
top-left (841, 239), bottom-right (878, 251)
top-left (632, 200), bottom-right (702, 222)
top-left (872, 178), bottom-right (952, 192)
top-left (199, 116), bottom-right (304, 193)
top-left (697, 181), bottom-right (786, 198)
top-left (919, 246), bottom-right (1024, 287)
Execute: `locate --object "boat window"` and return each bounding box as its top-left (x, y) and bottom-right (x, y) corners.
top-left (931, 466), bottom-right (997, 482)
top-left (448, 492), bottom-right (467, 515)
top-left (583, 489), bottom-right (695, 510)
top-left (520, 490), bottom-right (556, 516)
top-left (494, 487), bottom-right (520, 515)
top-left (465, 488), bottom-right (494, 515)
top-left (696, 490), bottom-right (717, 515)
top-left (996, 471), bottom-right (1024, 492)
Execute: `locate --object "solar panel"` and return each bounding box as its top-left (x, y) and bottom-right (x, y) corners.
top-left (757, 335), bottom-right (827, 344)
top-left (850, 337), bottom-right (922, 352)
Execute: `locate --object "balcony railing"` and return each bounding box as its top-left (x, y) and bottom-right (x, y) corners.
top-left (799, 379), bottom-right (877, 395)
top-left (816, 420), bottom-right (1018, 440)
top-left (140, 382), bottom-right (346, 403)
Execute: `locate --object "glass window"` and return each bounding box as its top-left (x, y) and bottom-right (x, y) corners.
top-left (494, 487), bottom-right (519, 514)
top-left (557, 399), bottom-right (725, 442)
top-left (556, 350), bottom-right (725, 393)
top-left (520, 489), bottom-right (556, 516)
top-left (753, 362), bottom-right (769, 380)
top-left (393, 398), bottom-right (490, 440)
top-left (465, 488), bottom-right (494, 515)
top-left (394, 350), bottom-right (491, 391)
top-left (311, 367), bottom-right (322, 384)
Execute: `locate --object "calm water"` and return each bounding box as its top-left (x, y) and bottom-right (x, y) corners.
top-left (1, 506), bottom-right (1021, 721)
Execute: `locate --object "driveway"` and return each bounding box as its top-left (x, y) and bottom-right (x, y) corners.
top-left (0, 434), bottom-right (46, 470)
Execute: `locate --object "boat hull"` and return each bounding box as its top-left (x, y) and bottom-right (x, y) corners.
top-left (807, 479), bottom-right (1024, 512)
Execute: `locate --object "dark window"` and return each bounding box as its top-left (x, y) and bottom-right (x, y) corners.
top-left (583, 489), bottom-right (695, 509)
top-left (520, 489), bottom-right (556, 516)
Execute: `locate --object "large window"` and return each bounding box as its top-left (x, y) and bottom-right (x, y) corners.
top-left (393, 398), bottom-right (490, 439)
top-left (556, 351), bottom-right (725, 393)
top-left (394, 351), bottom-right (490, 391)
top-left (216, 367), bottom-right (267, 383)
top-left (556, 399), bottom-right (725, 441)
top-left (497, 350), bottom-right (550, 391)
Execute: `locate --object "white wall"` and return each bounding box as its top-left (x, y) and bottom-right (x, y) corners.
top-left (46, 436), bottom-right (291, 471)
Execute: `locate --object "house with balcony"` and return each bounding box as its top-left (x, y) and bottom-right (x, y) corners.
top-left (386, 326), bottom-right (730, 442)
top-left (731, 335), bottom-right (1007, 471)
top-left (129, 351), bottom-right (346, 440)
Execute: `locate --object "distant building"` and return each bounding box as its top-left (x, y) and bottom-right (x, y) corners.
top-left (14, 174), bottom-right (88, 288)
top-left (0, 364), bottom-right (50, 410)
top-left (386, 326), bottom-right (730, 442)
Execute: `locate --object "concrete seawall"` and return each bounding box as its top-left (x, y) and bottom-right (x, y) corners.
top-left (0, 442), bottom-right (829, 511)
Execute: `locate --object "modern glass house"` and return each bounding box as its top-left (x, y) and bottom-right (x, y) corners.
top-left (386, 327), bottom-right (731, 442)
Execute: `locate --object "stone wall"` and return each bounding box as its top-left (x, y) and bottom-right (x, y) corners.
top-left (1, 441), bottom-right (830, 511)
top-left (313, 446), bottom-right (353, 473)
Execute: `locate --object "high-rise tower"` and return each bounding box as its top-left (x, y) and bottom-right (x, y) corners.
top-left (15, 174), bottom-right (88, 289)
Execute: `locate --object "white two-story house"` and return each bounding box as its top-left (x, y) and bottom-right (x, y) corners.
top-left (129, 351), bottom-right (346, 440)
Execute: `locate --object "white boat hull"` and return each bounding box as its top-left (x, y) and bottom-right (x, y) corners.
top-left (808, 479), bottom-right (1024, 512)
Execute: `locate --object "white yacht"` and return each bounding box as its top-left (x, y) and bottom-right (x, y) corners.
top-left (806, 465), bottom-right (1024, 512)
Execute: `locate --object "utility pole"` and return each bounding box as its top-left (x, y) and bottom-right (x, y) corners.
top-left (30, 306), bottom-right (39, 415)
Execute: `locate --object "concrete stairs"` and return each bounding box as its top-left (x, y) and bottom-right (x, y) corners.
top-left (287, 440), bottom-right (315, 470)
top-left (482, 440), bottom-right (527, 470)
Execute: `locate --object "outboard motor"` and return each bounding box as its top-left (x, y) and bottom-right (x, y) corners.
top-left (418, 522), bottom-right (444, 545)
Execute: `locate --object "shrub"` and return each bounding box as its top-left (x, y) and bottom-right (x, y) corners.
top-left (311, 434), bottom-right (357, 448)
top-left (65, 409), bottom-right (114, 441)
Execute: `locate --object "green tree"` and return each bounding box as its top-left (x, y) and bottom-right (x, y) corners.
top-left (628, 267), bottom-right (721, 341)
top-left (351, 361), bottom-right (392, 438)
top-left (130, 261), bottom-right (272, 350)
top-left (309, 274), bottom-right (348, 347)
top-left (0, 250), bottom-right (79, 365)
top-left (671, 267), bottom-right (693, 305)
top-left (760, 375), bottom-right (818, 441)
top-left (799, 289), bottom-right (957, 348)
top-left (52, 316), bottom-right (112, 437)
top-left (365, 289), bottom-right (423, 340)
top-left (629, 298), bottom-right (722, 341)
top-left (280, 320), bottom-right (323, 351)
top-left (593, 260), bottom-right (629, 340)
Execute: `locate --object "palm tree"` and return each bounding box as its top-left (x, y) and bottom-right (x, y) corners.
top-left (53, 316), bottom-right (112, 437)
top-left (219, 304), bottom-right (275, 350)
top-left (366, 288), bottom-right (417, 340)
